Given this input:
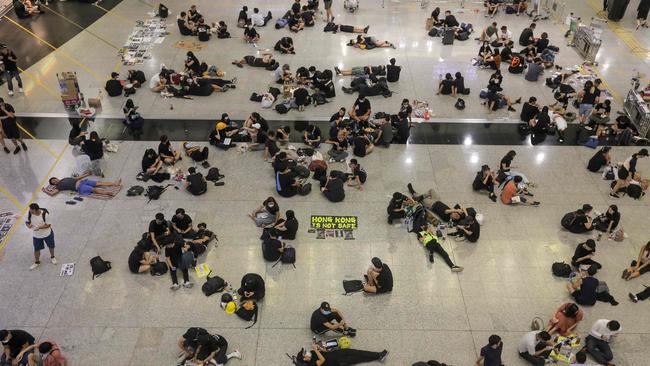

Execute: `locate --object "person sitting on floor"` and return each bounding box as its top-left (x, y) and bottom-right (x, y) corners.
top-left (472, 164), bottom-right (498, 202)
top-left (448, 213), bottom-right (480, 243)
top-left (301, 5), bottom-right (315, 26)
top-left (263, 210), bottom-right (299, 240)
top-left (561, 204), bottom-right (594, 233)
top-left (274, 36), bottom-right (295, 54)
top-left (177, 11), bottom-right (196, 35)
top-left (105, 72), bottom-right (124, 97)
top-left (622, 241), bottom-right (650, 281)
top-left (501, 176), bottom-right (540, 206)
top-left (48, 175), bottom-right (122, 197)
top-left (386, 192), bottom-right (409, 224)
top-left (141, 148), bottom-right (163, 175)
top-left (547, 302), bottom-right (584, 336)
top-left (571, 239), bottom-right (601, 270)
top-left (193, 332), bottom-right (241, 366)
top-left (437, 73), bottom-right (457, 96)
top-left (363, 257), bottom-right (393, 294)
top-left (14, 0), bottom-right (43, 18)
top-left (128, 246), bottom-right (157, 274)
top-left (310, 302), bottom-right (357, 337)
top-left (185, 167), bottom-right (207, 196)
top-left (321, 171), bottom-right (346, 202)
top-left (347, 159), bottom-right (366, 191)
top-left (262, 237), bottom-right (285, 261)
top-left (237, 273), bottom-right (265, 301)
top-left (566, 264), bottom-right (619, 306)
top-left (171, 208), bottom-right (196, 239)
top-left (243, 24), bottom-right (260, 43)
top-left (158, 135), bottom-right (182, 164)
top-left (289, 12), bottom-right (305, 32)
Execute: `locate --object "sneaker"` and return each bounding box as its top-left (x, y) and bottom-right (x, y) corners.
top-left (13, 146), bottom-right (20, 154)
top-left (230, 349), bottom-right (242, 360)
top-left (170, 283), bottom-right (180, 291)
top-left (451, 266), bottom-right (464, 272)
top-left (29, 262), bottom-right (40, 270)
top-left (609, 193), bottom-right (620, 199)
top-left (334, 66), bottom-right (341, 75)
top-left (3, 147), bottom-right (9, 154)
top-left (379, 350), bottom-right (389, 362)
top-left (489, 193), bottom-right (497, 202)
top-left (629, 292), bottom-right (638, 303)
top-left (610, 299), bottom-right (619, 306)
top-left (19, 88), bottom-right (24, 93)
top-left (531, 201), bottom-right (541, 206)
top-left (8, 90), bottom-right (13, 96)
top-left (507, 106), bottom-right (516, 112)
top-left (428, 253), bottom-right (434, 263)
top-left (51, 257), bottom-right (57, 265)
top-left (183, 281), bottom-right (194, 288)
top-left (21, 142), bottom-right (27, 151)
top-left (387, 216), bottom-right (393, 224)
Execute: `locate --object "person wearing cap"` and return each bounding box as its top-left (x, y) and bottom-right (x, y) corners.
top-left (172, 208), bottom-right (196, 239)
top-left (566, 265), bottom-right (618, 306)
top-left (296, 343), bottom-right (388, 366)
top-left (208, 120), bottom-right (237, 150)
top-left (571, 239), bottom-right (601, 270)
top-left (472, 165), bottom-right (498, 202)
top-left (363, 257), bottom-right (393, 294)
top-left (0, 329), bottom-right (35, 366)
top-left (237, 273), bottom-right (265, 301)
top-left (310, 302), bottom-right (357, 337)
top-left (104, 72), bottom-right (124, 97)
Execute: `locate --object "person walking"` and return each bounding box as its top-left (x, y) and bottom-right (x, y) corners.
top-left (0, 98), bottom-right (27, 154)
top-left (1, 46), bottom-right (23, 96)
top-left (25, 204), bottom-right (56, 270)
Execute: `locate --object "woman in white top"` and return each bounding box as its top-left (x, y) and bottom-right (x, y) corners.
top-left (623, 241), bottom-right (650, 280)
top-left (25, 203), bottom-right (56, 270)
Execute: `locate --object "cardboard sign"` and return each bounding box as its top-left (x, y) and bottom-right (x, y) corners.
top-left (310, 215), bottom-right (358, 230)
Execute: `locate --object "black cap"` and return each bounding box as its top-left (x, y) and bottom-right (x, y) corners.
top-left (639, 148), bottom-right (649, 156)
top-left (320, 302), bottom-right (331, 311)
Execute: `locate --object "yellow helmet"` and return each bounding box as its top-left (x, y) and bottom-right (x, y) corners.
top-left (216, 122), bottom-right (227, 130)
top-left (225, 301), bottom-right (236, 314)
top-left (338, 336), bottom-right (351, 349)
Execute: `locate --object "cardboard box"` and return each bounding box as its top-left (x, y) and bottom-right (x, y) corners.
top-left (425, 18), bottom-right (434, 31)
top-left (88, 98), bottom-right (102, 109)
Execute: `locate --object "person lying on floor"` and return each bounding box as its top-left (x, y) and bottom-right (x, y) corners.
top-left (483, 90), bottom-right (521, 112)
top-left (183, 142), bottom-right (209, 162)
top-left (296, 344), bottom-right (388, 366)
top-left (347, 35), bottom-right (396, 49)
top-left (417, 226), bottom-right (464, 271)
top-left (327, 23), bottom-right (370, 34)
top-left (48, 175), bottom-right (121, 196)
top-left (334, 65), bottom-right (386, 77)
top-left (342, 76), bottom-right (392, 97)
top-left (231, 53), bottom-right (277, 69)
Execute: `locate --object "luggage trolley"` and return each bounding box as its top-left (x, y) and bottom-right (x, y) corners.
top-left (57, 72), bottom-right (81, 111)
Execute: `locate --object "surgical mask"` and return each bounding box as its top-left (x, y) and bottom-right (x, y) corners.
top-left (321, 310), bottom-right (331, 315)
top-left (1, 340), bottom-right (8, 345)
top-left (267, 202), bottom-right (275, 208)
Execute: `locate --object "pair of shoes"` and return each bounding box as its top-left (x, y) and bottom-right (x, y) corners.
top-left (531, 201), bottom-right (541, 206)
top-left (183, 281), bottom-right (194, 288)
top-left (170, 283), bottom-right (180, 291)
top-left (629, 292), bottom-right (639, 303)
top-left (451, 266), bottom-right (464, 272)
top-left (29, 262), bottom-right (40, 270)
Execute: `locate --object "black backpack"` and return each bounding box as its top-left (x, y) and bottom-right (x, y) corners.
top-left (90, 256), bottom-right (111, 279)
top-left (145, 185), bottom-right (166, 201)
top-left (627, 184), bottom-right (643, 199)
top-left (560, 212), bottom-right (577, 230)
top-left (273, 246), bottom-right (296, 268)
top-left (158, 3), bottom-right (168, 18)
top-left (292, 165), bottom-right (310, 179)
top-left (454, 98), bottom-right (466, 110)
top-left (276, 103), bottom-right (289, 114)
top-left (150, 261), bottom-right (168, 276)
top-left (552, 262), bottom-right (572, 278)
top-left (205, 167), bottom-right (223, 182)
top-left (126, 185), bottom-right (144, 196)
top-left (235, 301), bottom-right (258, 329)
top-left (202, 271), bottom-right (227, 296)
top-left (298, 183), bottom-right (312, 196)
top-left (342, 280), bottom-right (364, 295)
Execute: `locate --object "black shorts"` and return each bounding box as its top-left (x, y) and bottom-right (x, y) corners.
top-left (1, 121), bottom-right (20, 140)
top-left (244, 56), bottom-right (256, 65)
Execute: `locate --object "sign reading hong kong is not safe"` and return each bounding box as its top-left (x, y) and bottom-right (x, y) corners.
top-left (310, 215), bottom-right (358, 230)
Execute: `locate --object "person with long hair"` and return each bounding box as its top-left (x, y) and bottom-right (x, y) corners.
top-left (547, 303), bottom-right (584, 335)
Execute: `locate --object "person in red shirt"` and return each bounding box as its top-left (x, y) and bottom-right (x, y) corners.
top-left (19, 341), bottom-right (67, 366)
top-left (500, 176), bottom-right (540, 206)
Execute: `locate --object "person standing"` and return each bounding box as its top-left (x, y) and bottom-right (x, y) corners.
top-left (25, 204), bottom-right (56, 270)
top-left (1, 46), bottom-right (23, 96)
top-left (585, 319), bottom-right (621, 365)
top-left (476, 334), bottom-right (503, 366)
top-left (324, 0), bottom-right (334, 23)
top-left (0, 98), bottom-right (28, 154)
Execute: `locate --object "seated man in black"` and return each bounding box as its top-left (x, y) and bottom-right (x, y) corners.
top-left (276, 163), bottom-right (301, 198)
top-left (148, 212), bottom-right (171, 253)
top-left (472, 165), bottom-right (498, 202)
top-left (196, 18), bottom-right (212, 42)
top-left (387, 192), bottom-right (407, 224)
top-left (265, 210), bottom-right (299, 240)
top-left (185, 167), bottom-right (207, 196)
top-left (310, 302), bottom-right (357, 336)
top-left (561, 204), bottom-right (594, 234)
top-left (188, 222), bottom-right (215, 256)
top-left (520, 97), bottom-right (540, 123)
top-left (105, 72), bottom-right (124, 97)
top-left (449, 213), bottom-right (480, 242)
top-left (274, 36), bottom-right (295, 54)
top-left (171, 208), bottom-right (195, 239)
top-left (262, 237), bottom-right (285, 261)
top-left (177, 12), bottom-right (196, 35)
top-left (237, 273), bottom-right (266, 301)
top-left (363, 257), bottom-right (393, 294)
top-left (321, 171), bottom-right (345, 202)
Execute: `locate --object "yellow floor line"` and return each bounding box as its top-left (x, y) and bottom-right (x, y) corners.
top-left (16, 124), bottom-right (58, 158)
top-left (2, 16), bottom-right (106, 82)
top-left (586, 0), bottom-right (649, 59)
top-left (0, 143), bottom-right (69, 252)
top-left (41, 4), bottom-right (121, 50)
top-left (93, 3), bottom-right (133, 25)
top-left (0, 185), bottom-right (25, 210)
top-left (17, 67), bottom-right (59, 98)
top-left (112, 58), bottom-right (123, 73)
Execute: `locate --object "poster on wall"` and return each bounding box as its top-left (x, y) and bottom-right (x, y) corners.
top-left (309, 215), bottom-right (357, 240)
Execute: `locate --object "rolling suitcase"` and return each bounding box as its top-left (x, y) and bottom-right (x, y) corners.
top-left (607, 0), bottom-right (629, 21)
top-left (442, 29), bottom-right (454, 45)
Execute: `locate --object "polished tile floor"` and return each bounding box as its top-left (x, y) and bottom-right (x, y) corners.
top-left (2, 0), bottom-right (648, 122)
top-left (1, 140), bottom-right (650, 366)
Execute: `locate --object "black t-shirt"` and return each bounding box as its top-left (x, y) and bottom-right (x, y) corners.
top-left (587, 151), bottom-right (607, 172)
top-left (519, 28), bottom-right (534, 45)
top-left (570, 215), bottom-right (590, 233)
top-left (284, 218), bottom-right (299, 240)
top-left (444, 15), bottom-right (459, 27)
top-left (197, 334), bottom-right (226, 353)
top-left (277, 171), bottom-right (297, 197)
top-left (294, 88), bottom-right (310, 106)
top-left (197, 24), bottom-right (211, 41)
top-left (454, 77), bottom-right (466, 93)
top-left (387, 196), bottom-right (403, 214)
top-left (353, 136), bottom-right (369, 157)
top-left (386, 65), bottom-right (401, 82)
top-left (183, 327), bottom-right (209, 349)
top-left (302, 11), bottom-right (314, 23)
top-left (178, 19), bottom-right (192, 35)
top-left (398, 104), bottom-right (413, 119)
top-left (396, 118), bottom-right (410, 143)
top-left (266, 138), bottom-right (280, 157)
top-left (165, 241), bottom-right (183, 264)
top-left (187, 173), bottom-right (207, 193)
top-left (520, 102), bottom-right (539, 122)
top-left (306, 126), bottom-right (322, 141)
top-left (594, 102), bottom-right (611, 115)
top-left (352, 165), bottom-right (367, 183)
top-left (6, 330), bottom-right (35, 358)
top-left (142, 154), bottom-right (156, 172)
top-left (325, 178), bottom-right (345, 202)
top-left (480, 343), bottom-right (503, 366)
top-left (582, 88), bottom-right (600, 105)
top-left (159, 142), bottom-right (173, 157)
top-left (128, 248), bottom-right (143, 272)
top-left (1, 51), bottom-right (18, 71)
top-left (149, 220), bottom-right (168, 237)
top-left (575, 276), bottom-right (598, 305)
top-left (83, 139), bottom-right (103, 160)
top-left (500, 155), bottom-right (513, 172)
top-left (603, 211), bottom-right (620, 230)
top-left (432, 201), bottom-right (451, 221)
top-left (334, 138), bottom-right (348, 151)
top-left (263, 238), bottom-right (283, 260)
top-left (244, 27), bottom-right (258, 39)
top-left (238, 9), bottom-right (247, 21)
top-left (353, 98), bottom-right (371, 116)
top-left (440, 79), bottom-right (454, 94)
top-left (376, 264), bottom-right (393, 292)
top-left (329, 113), bottom-right (344, 124)
top-left (572, 244), bottom-right (595, 263)
top-left (465, 220), bottom-right (480, 242)
top-left (501, 46), bottom-right (513, 60)
top-left (536, 38), bottom-right (549, 53)
top-left (172, 214), bottom-right (192, 231)
top-left (310, 309), bottom-right (335, 333)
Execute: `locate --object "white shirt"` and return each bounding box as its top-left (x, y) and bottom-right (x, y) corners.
top-left (518, 331), bottom-right (539, 354)
top-left (250, 13), bottom-right (265, 26)
top-left (499, 29), bottom-right (512, 40)
top-left (589, 319), bottom-right (621, 341)
top-left (149, 73), bottom-right (161, 89)
top-left (29, 210), bottom-right (52, 239)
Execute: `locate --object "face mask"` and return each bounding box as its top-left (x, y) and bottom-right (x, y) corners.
top-left (1, 340), bottom-right (8, 345)
top-left (267, 202), bottom-right (275, 208)
top-left (321, 310), bottom-right (331, 315)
